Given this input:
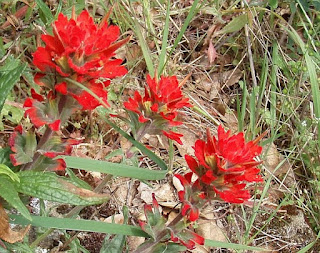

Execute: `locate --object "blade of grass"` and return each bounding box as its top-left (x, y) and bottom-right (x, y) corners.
top-left (285, 26), bottom-right (320, 149)
top-left (204, 239), bottom-right (267, 251)
top-left (157, 0), bottom-right (171, 76)
top-left (237, 80), bottom-right (248, 132)
top-left (159, 0), bottom-right (201, 74)
top-left (10, 214), bottom-right (148, 237)
top-left (132, 15), bottom-right (155, 76)
top-left (297, 230), bottom-right (320, 253)
top-left (63, 156), bottom-right (167, 180)
top-left (270, 42), bottom-right (278, 137)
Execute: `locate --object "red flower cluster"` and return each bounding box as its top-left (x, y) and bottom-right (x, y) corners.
top-left (33, 10), bottom-right (128, 110)
top-left (176, 126), bottom-right (263, 218)
top-left (124, 75), bottom-right (191, 144)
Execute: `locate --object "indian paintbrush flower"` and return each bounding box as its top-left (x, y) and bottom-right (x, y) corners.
top-left (184, 125), bottom-right (263, 204)
top-left (123, 74), bottom-right (192, 144)
top-left (33, 9), bottom-right (129, 110)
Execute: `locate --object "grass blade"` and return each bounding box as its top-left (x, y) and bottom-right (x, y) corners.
top-left (157, 0), bottom-right (171, 76)
top-left (10, 214), bottom-right (149, 237)
top-left (63, 156), bottom-right (167, 180)
top-left (204, 239), bottom-right (267, 251)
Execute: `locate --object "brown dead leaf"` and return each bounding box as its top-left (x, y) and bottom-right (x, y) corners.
top-left (58, 179), bottom-right (109, 199)
top-left (207, 41), bottom-right (217, 65)
top-left (0, 204), bottom-right (30, 243)
top-left (223, 110), bottom-right (238, 133)
top-left (263, 143), bottom-right (296, 188)
top-left (214, 69), bottom-right (242, 89)
top-left (176, 127), bottom-right (199, 158)
top-left (104, 213), bottom-right (124, 224)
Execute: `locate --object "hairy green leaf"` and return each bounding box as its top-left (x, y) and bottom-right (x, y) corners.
top-left (0, 164), bottom-right (19, 182)
top-left (15, 171), bottom-right (109, 205)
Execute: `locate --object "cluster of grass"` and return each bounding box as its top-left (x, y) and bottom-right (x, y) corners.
top-left (0, 0), bottom-right (320, 252)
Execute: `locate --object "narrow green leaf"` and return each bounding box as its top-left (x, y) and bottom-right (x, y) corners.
top-left (0, 176), bottom-right (31, 220)
top-left (163, 0), bottom-right (200, 74)
top-left (297, 230), bottom-right (320, 253)
top-left (15, 171), bottom-right (109, 205)
top-left (10, 215), bottom-right (149, 237)
top-left (218, 14), bottom-right (248, 34)
top-left (63, 156), bottom-right (167, 180)
top-left (157, 0), bottom-right (171, 76)
top-left (286, 26), bottom-right (320, 148)
top-left (204, 239), bottom-right (267, 251)
top-left (133, 18), bottom-right (155, 77)
top-left (35, 0), bottom-right (54, 25)
top-left (0, 62), bottom-right (26, 112)
top-left (0, 164), bottom-right (19, 182)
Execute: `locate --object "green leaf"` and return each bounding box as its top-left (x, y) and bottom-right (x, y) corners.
top-left (15, 171), bottom-right (109, 206)
top-left (157, 0), bottom-right (171, 76)
top-left (0, 148), bottom-right (12, 167)
top-left (204, 239), bottom-right (267, 251)
top-left (218, 14), bottom-right (248, 34)
top-left (0, 164), bottom-right (19, 182)
top-left (268, 0), bottom-right (278, 8)
top-left (63, 156), bottom-right (167, 181)
top-left (0, 61), bottom-right (26, 113)
top-left (35, 0), bottom-right (54, 25)
top-left (66, 168), bottom-right (92, 190)
top-left (0, 175), bottom-right (31, 220)
top-left (10, 214), bottom-right (149, 237)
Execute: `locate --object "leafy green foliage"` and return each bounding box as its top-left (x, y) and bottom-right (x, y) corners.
top-left (15, 171), bottom-right (109, 205)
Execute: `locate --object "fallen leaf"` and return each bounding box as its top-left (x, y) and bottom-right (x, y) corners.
top-left (207, 41), bottom-right (217, 65)
top-left (104, 213), bottom-right (124, 224)
top-left (0, 204), bottom-right (30, 243)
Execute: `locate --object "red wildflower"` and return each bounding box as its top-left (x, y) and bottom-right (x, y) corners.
top-left (124, 75), bottom-right (192, 143)
top-left (185, 125), bottom-right (264, 204)
top-left (33, 9), bottom-right (129, 110)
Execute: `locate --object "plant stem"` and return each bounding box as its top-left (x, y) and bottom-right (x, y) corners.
top-left (21, 95), bottom-right (68, 171)
top-left (133, 213), bottom-right (184, 253)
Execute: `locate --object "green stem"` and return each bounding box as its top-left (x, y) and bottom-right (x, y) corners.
top-left (133, 213), bottom-right (184, 253)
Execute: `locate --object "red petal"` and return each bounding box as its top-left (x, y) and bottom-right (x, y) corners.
top-left (49, 120), bottom-right (61, 131)
top-left (162, 130), bottom-right (183, 144)
top-left (55, 82), bottom-right (68, 95)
